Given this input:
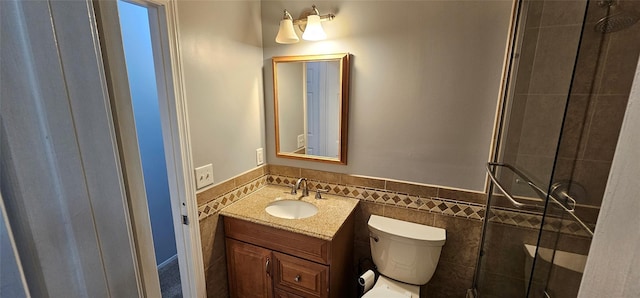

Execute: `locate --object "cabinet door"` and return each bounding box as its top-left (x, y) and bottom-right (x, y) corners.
top-left (226, 238), bottom-right (273, 298)
top-left (273, 252), bottom-right (329, 298)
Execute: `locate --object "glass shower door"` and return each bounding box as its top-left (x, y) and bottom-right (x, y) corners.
top-left (472, 0), bottom-right (591, 296)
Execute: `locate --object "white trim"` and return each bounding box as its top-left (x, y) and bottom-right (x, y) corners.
top-left (0, 193), bottom-right (31, 297)
top-left (151, 0), bottom-right (206, 296)
top-left (93, 1), bottom-right (161, 296)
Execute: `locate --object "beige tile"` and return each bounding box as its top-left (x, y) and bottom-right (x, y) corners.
top-left (341, 174), bottom-right (385, 189)
top-left (197, 179), bottom-right (235, 206)
top-left (205, 257), bottom-right (229, 298)
top-left (267, 164), bottom-right (300, 177)
top-left (385, 181), bottom-right (437, 198)
top-left (301, 168), bottom-right (341, 184)
top-left (433, 214), bottom-right (483, 268)
top-left (383, 205), bottom-right (434, 226)
top-left (199, 214), bottom-right (218, 269)
top-left (437, 188), bottom-right (486, 205)
top-left (353, 202), bottom-right (384, 243)
top-left (234, 166), bottom-right (265, 186)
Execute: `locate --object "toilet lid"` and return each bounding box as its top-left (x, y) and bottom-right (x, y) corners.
top-left (362, 285), bottom-right (413, 298)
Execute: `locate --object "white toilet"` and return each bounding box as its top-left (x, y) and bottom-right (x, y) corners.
top-left (363, 215), bottom-right (446, 298)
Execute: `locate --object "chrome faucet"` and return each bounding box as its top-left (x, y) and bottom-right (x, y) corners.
top-left (295, 178), bottom-right (309, 197)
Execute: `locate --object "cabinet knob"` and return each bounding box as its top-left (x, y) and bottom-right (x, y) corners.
top-left (294, 275), bottom-right (301, 282)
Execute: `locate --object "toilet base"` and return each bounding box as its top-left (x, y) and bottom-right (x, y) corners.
top-left (362, 275), bottom-right (420, 298)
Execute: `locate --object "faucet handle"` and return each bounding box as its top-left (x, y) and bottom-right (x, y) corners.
top-left (315, 189), bottom-right (329, 199)
top-left (288, 184), bottom-right (297, 195)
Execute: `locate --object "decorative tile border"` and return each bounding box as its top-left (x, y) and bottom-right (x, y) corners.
top-left (267, 174), bottom-right (486, 221)
top-left (198, 176), bottom-right (267, 220)
top-left (488, 208), bottom-right (594, 237)
top-left (196, 169), bottom-right (591, 238)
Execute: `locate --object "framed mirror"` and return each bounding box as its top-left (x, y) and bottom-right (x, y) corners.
top-left (273, 53), bottom-right (350, 164)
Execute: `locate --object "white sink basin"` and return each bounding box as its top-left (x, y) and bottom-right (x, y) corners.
top-left (265, 200), bottom-right (318, 219)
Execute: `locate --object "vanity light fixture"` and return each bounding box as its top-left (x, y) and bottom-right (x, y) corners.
top-left (275, 4), bottom-right (335, 44)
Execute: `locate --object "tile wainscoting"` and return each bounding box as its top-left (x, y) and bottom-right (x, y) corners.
top-left (196, 164), bottom-right (591, 297)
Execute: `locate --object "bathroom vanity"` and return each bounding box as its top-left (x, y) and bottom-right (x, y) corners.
top-left (220, 185), bottom-right (358, 298)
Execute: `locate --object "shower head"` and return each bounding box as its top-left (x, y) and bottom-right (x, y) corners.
top-left (595, 0), bottom-right (639, 33)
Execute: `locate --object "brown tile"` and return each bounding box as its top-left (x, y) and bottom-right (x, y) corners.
top-left (476, 270), bottom-right (526, 298)
top-left (570, 25), bottom-right (606, 94)
top-left (514, 29), bottom-right (539, 94)
top-left (353, 202), bottom-right (384, 243)
top-left (517, 95), bottom-right (567, 157)
top-left (528, 25), bottom-right (582, 94)
top-left (599, 22), bottom-right (640, 95)
top-left (556, 95), bottom-right (591, 159)
top-left (554, 159), bottom-right (611, 206)
top-left (545, 263), bottom-right (582, 297)
top-left (583, 95), bottom-right (629, 161)
top-left (341, 174), bottom-right (385, 189)
top-left (205, 256), bottom-right (229, 298)
top-left (424, 261), bottom-right (475, 298)
top-left (433, 214), bottom-right (483, 268)
top-left (383, 205), bottom-right (434, 226)
top-left (540, 0), bottom-right (587, 27)
top-left (524, 0), bottom-right (544, 29)
top-left (300, 168), bottom-right (341, 184)
top-left (197, 179), bottom-right (236, 206)
top-left (437, 188), bottom-right (486, 205)
top-left (479, 222), bottom-right (538, 277)
top-left (353, 240), bottom-right (372, 270)
top-left (212, 216), bottom-right (227, 265)
top-left (199, 214), bottom-right (218, 269)
top-left (267, 164), bottom-right (300, 177)
top-left (234, 165), bottom-right (265, 186)
top-left (385, 181), bottom-right (437, 198)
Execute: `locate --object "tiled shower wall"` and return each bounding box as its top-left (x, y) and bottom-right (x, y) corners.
top-left (196, 164), bottom-right (595, 297)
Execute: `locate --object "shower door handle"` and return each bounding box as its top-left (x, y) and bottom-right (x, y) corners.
top-left (486, 163), bottom-right (541, 209)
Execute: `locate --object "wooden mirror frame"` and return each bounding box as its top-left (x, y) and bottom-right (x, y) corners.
top-left (273, 53), bottom-right (350, 165)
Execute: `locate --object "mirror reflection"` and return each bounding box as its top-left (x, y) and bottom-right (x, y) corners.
top-left (273, 53), bottom-right (350, 164)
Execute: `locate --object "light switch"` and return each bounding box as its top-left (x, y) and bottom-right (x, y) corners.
top-left (256, 148), bottom-right (264, 166)
top-left (297, 134), bottom-right (305, 148)
top-left (194, 164), bottom-right (214, 189)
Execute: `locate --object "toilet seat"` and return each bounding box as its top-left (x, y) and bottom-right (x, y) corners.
top-left (362, 276), bottom-right (419, 298)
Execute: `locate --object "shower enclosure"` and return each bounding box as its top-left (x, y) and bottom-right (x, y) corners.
top-left (471, 0), bottom-right (640, 297)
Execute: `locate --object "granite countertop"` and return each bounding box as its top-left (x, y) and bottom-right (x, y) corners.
top-left (220, 185), bottom-right (359, 240)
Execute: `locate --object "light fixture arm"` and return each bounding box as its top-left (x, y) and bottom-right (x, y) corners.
top-left (292, 13), bottom-right (335, 26)
top-left (292, 5), bottom-right (335, 26)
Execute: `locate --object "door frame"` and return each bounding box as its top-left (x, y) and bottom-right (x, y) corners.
top-left (94, 0), bottom-right (205, 296)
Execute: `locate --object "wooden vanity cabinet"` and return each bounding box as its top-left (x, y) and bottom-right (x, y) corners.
top-left (224, 215), bottom-right (355, 298)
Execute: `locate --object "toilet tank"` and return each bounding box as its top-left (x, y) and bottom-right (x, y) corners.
top-left (368, 215), bottom-right (446, 285)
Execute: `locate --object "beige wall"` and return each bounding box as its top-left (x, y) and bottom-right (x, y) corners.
top-left (276, 63), bottom-right (305, 152)
top-left (262, 1), bottom-right (513, 191)
top-left (177, 0), bottom-right (266, 187)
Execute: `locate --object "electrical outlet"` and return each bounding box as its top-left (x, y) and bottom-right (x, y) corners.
top-left (297, 134), bottom-right (305, 148)
top-left (194, 164), bottom-right (214, 189)
top-left (256, 148), bottom-right (264, 165)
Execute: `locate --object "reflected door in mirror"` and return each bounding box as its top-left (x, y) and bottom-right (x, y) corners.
top-left (273, 53), bottom-right (349, 164)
